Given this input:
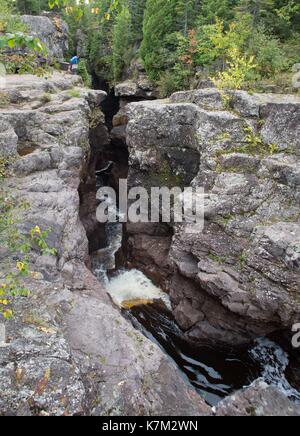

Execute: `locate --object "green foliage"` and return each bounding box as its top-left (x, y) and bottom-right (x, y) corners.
top-left (0, 193), bottom-right (30, 319)
top-left (51, 0), bottom-right (120, 21)
top-left (157, 60), bottom-right (191, 97)
top-left (58, 0), bottom-right (300, 92)
top-left (112, 5), bottom-right (132, 82)
top-left (15, 0), bottom-right (52, 15)
top-left (77, 59), bottom-right (92, 87)
top-left (213, 48), bottom-right (257, 89)
top-left (140, 0), bottom-right (180, 80)
top-left (0, 153), bottom-right (57, 320)
top-left (67, 88), bottom-right (81, 98)
top-left (0, 195), bottom-right (57, 320)
top-left (198, 0), bottom-right (238, 27)
top-left (0, 53), bottom-right (50, 76)
top-left (0, 32), bottom-right (46, 53)
top-left (0, 0), bottom-right (27, 34)
top-left (226, 126), bottom-right (280, 155)
top-left (62, 1), bottom-right (118, 83)
top-left (0, 0), bottom-right (47, 76)
top-left (247, 27), bottom-right (287, 77)
top-left (30, 226), bottom-right (57, 256)
top-left (140, 0), bottom-right (299, 92)
top-left (128, 0), bottom-right (147, 41)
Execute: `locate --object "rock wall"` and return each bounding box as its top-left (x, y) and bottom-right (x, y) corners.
top-left (21, 15), bottom-right (69, 61)
top-left (0, 73), bottom-right (211, 416)
top-left (125, 89), bottom-right (300, 346)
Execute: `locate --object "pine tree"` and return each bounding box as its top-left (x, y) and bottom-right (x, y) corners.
top-left (140, 0), bottom-right (180, 80)
top-left (198, 0), bottom-right (239, 27)
top-left (112, 5), bottom-right (132, 81)
top-left (15, 0), bottom-right (50, 14)
top-left (128, 0), bottom-right (147, 41)
top-left (175, 0), bottom-right (201, 35)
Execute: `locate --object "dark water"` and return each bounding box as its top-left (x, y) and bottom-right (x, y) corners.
top-left (124, 303), bottom-right (262, 406)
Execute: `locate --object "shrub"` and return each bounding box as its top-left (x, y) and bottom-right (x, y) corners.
top-left (67, 88), bottom-right (81, 98)
top-left (0, 0), bottom-right (27, 34)
top-left (158, 64), bottom-right (190, 97)
top-left (77, 59), bottom-right (92, 88)
top-left (213, 48), bottom-right (257, 89)
top-left (112, 6), bottom-right (132, 82)
top-left (248, 28), bottom-right (287, 77)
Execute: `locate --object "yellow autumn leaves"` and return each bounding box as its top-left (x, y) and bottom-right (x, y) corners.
top-left (1, 224), bottom-right (57, 320)
top-left (0, 283), bottom-right (13, 320)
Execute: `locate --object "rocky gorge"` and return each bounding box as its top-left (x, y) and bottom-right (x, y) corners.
top-left (122, 88), bottom-right (300, 346)
top-left (0, 70), bottom-right (299, 416)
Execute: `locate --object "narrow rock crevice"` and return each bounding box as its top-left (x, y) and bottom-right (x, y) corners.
top-left (79, 88), bottom-right (128, 262)
top-left (76, 83), bottom-right (300, 411)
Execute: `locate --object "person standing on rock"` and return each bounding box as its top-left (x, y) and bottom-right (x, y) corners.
top-left (69, 55), bottom-right (79, 74)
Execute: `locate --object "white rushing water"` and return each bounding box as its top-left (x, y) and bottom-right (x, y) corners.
top-left (106, 269), bottom-right (171, 310)
top-left (92, 222), bottom-right (123, 283)
top-left (92, 181), bottom-right (300, 403)
top-left (91, 191), bottom-right (171, 309)
top-left (93, 241), bottom-right (172, 308)
top-left (250, 338), bottom-right (300, 402)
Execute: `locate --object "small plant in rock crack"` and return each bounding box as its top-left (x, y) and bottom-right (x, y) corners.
top-left (0, 195), bottom-right (57, 320)
top-left (0, 154), bottom-right (16, 180)
top-left (0, 266), bottom-right (30, 320)
top-left (30, 226), bottom-right (57, 257)
top-left (67, 88), bottom-right (81, 99)
top-left (230, 126), bottom-right (280, 156)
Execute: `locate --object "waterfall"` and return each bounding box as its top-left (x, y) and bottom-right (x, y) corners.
top-left (106, 269), bottom-right (171, 309)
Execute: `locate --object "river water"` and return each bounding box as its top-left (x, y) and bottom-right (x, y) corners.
top-left (91, 192), bottom-right (300, 407)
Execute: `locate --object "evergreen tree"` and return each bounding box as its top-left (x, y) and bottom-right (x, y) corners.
top-left (60, 0), bottom-right (300, 91)
top-left (128, 0), bottom-right (147, 41)
top-left (198, 0), bottom-right (239, 27)
top-left (112, 5), bottom-right (132, 81)
top-left (16, 0), bottom-right (50, 14)
top-left (140, 0), bottom-right (180, 80)
top-left (175, 0), bottom-right (201, 34)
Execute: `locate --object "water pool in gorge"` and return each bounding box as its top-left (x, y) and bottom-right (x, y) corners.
top-left (124, 301), bottom-right (260, 406)
top-left (91, 191), bottom-right (300, 407)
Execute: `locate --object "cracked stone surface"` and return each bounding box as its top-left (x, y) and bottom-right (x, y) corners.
top-left (0, 74), bottom-right (211, 416)
top-left (125, 90), bottom-right (300, 346)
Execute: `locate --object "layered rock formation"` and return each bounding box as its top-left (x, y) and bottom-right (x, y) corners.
top-left (0, 73), bottom-right (211, 416)
top-left (125, 89), bottom-right (300, 346)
